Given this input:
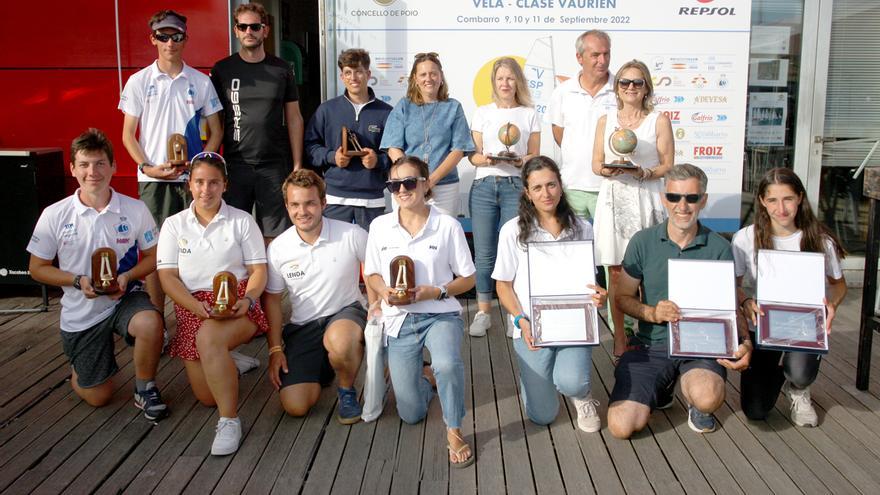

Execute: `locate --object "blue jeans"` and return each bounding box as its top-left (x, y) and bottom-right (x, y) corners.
top-left (387, 312), bottom-right (465, 428)
top-left (469, 176), bottom-right (522, 297)
top-left (324, 204), bottom-right (385, 232)
top-left (513, 338), bottom-right (593, 425)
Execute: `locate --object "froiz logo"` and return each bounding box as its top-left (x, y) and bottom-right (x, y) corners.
top-left (693, 146), bottom-right (724, 159)
top-left (680, 0), bottom-right (737, 16)
top-left (661, 110), bottom-right (681, 124)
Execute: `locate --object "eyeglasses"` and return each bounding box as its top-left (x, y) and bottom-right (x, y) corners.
top-left (235, 23), bottom-right (264, 32)
top-left (385, 176), bottom-right (426, 194)
top-left (618, 78), bottom-right (646, 89)
top-left (664, 192), bottom-right (703, 204)
top-left (153, 32), bottom-right (186, 43)
top-left (342, 69), bottom-right (368, 79)
top-left (191, 151), bottom-right (228, 175)
top-left (414, 52), bottom-right (439, 60)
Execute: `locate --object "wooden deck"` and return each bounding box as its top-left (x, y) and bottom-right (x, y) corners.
top-left (2, 289), bottom-right (880, 494)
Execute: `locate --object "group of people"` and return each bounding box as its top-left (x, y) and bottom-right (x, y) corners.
top-left (25, 6), bottom-right (848, 469)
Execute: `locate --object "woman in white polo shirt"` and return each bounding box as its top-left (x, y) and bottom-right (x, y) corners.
top-left (493, 156), bottom-right (607, 433)
top-left (364, 156), bottom-right (476, 468)
top-left (157, 152), bottom-right (269, 456)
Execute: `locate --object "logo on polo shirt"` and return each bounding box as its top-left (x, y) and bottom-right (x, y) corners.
top-left (178, 237), bottom-right (192, 254)
top-left (144, 229), bottom-right (155, 243)
top-left (282, 261), bottom-right (306, 281)
top-left (368, 124), bottom-right (381, 133)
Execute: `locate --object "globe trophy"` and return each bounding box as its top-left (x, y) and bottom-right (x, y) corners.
top-left (341, 126), bottom-right (368, 157)
top-left (486, 122), bottom-right (522, 166)
top-left (211, 271), bottom-right (238, 318)
top-left (605, 128), bottom-right (639, 169)
top-left (167, 133), bottom-right (188, 168)
top-left (91, 248), bottom-right (120, 295)
top-left (388, 256), bottom-right (415, 306)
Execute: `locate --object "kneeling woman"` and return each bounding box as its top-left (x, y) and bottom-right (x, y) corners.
top-left (493, 156), bottom-right (607, 432)
top-left (157, 152), bottom-right (269, 456)
top-left (364, 156), bottom-right (476, 467)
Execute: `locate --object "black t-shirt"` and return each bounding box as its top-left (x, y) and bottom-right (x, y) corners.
top-left (211, 53), bottom-right (299, 164)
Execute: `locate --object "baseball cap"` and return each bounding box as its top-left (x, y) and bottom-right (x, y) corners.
top-left (151, 12), bottom-right (187, 33)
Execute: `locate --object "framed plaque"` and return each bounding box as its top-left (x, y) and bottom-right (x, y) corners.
top-left (527, 240), bottom-right (599, 347)
top-left (756, 303), bottom-right (828, 353)
top-left (669, 312), bottom-right (738, 359)
top-left (341, 126), bottom-right (368, 157)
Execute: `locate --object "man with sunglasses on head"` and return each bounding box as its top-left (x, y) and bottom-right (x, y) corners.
top-left (548, 30), bottom-right (617, 221)
top-left (304, 48), bottom-right (392, 232)
top-left (119, 9), bottom-right (223, 320)
top-left (607, 164), bottom-right (752, 438)
top-left (210, 2), bottom-right (305, 243)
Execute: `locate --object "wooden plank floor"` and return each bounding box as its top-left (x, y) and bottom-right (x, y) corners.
top-left (2, 290), bottom-right (880, 494)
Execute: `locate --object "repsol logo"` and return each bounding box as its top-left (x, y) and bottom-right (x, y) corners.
top-left (693, 146), bottom-right (724, 159)
top-left (679, 6), bottom-right (736, 16)
top-left (230, 78), bottom-right (242, 142)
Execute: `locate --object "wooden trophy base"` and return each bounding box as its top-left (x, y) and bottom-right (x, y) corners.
top-left (210, 271), bottom-right (238, 319)
top-left (388, 290), bottom-right (414, 306)
top-left (486, 151), bottom-right (522, 166)
top-left (342, 126), bottom-right (369, 157)
top-left (604, 159), bottom-right (637, 169)
top-left (91, 247), bottom-right (120, 295)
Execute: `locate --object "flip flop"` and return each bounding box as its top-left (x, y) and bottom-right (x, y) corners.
top-left (447, 429), bottom-right (475, 468)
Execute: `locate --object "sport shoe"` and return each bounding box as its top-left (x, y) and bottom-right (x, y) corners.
top-left (134, 385), bottom-right (168, 421)
top-left (687, 405), bottom-right (716, 433)
top-left (230, 351), bottom-right (260, 376)
top-left (469, 311), bottom-right (491, 337)
top-left (572, 395), bottom-right (601, 433)
top-left (337, 387), bottom-right (362, 425)
top-left (783, 382), bottom-right (818, 427)
top-left (211, 417), bottom-right (242, 455)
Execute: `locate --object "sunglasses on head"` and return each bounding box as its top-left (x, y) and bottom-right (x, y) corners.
top-left (191, 151), bottom-right (228, 175)
top-left (414, 52), bottom-right (439, 60)
top-left (618, 78), bottom-right (646, 89)
top-left (665, 192), bottom-right (703, 204)
top-left (235, 22), bottom-right (264, 32)
top-left (153, 32), bottom-right (186, 43)
top-left (385, 176), bottom-right (426, 194)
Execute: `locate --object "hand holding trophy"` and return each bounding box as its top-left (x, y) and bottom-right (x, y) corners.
top-left (210, 271), bottom-right (238, 318)
top-left (341, 126), bottom-right (369, 157)
top-left (604, 128), bottom-right (639, 169)
top-left (486, 122), bottom-right (523, 166)
top-left (388, 256), bottom-right (415, 305)
top-left (91, 248), bottom-right (120, 295)
top-left (167, 133), bottom-right (188, 169)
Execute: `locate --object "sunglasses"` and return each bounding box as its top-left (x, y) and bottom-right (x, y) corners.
top-left (385, 176), bottom-right (426, 194)
top-left (414, 52), bottom-right (439, 60)
top-left (618, 78), bottom-right (646, 89)
top-left (235, 22), bottom-right (264, 32)
top-left (153, 32), bottom-right (186, 43)
top-left (191, 151), bottom-right (228, 175)
top-left (665, 192), bottom-right (703, 204)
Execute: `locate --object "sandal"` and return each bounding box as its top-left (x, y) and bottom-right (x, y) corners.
top-left (447, 429), bottom-right (475, 468)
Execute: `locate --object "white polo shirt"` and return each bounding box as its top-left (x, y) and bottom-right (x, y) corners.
top-left (26, 189), bottom-right (159, 332)
top-left (492, 216), bottom-right (594, 339)
top-left (549, 74), bottom-right (616, 192)
top-left (156, 201), bottom-right (266, 291)
top-left (119, 61), bottom-right (223, 183)
top-left (364, 207), bottom-right (476, 328)
top-left (266, 218), bottom-right (368, 324)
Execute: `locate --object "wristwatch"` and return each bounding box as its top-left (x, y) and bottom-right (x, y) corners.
top-left (137, 162), bottom-right (151, 173)
top-left (436, 285), bottom-right (448, 300)
top-left (244, 295), bottom-right (257, 311)
top-left (514, 314), bottom-right (530, 329)
top-left (73, 274), bottom-right (84, 290)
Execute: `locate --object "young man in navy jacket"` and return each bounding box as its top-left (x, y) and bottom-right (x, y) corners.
top-left (305, 49), bottom-right (393, 231)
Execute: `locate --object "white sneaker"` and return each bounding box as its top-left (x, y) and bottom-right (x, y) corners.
top-left (783, 382), bottom-right (818, 427)
top-left (230, 351), bottom-right (260, 376)
top-left (572, 395), bottom-right (601, 433)
top-left (211, 417), bottom-right (242, 455)
top-left (469, 311), bottom-right (491, 337)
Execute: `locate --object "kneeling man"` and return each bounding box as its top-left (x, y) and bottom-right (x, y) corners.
top-left (608, 164), bottom-right (751, 437)
top-left (263, 169), bottom-right (371, 423)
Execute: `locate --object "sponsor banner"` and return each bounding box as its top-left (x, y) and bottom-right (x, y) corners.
top-left (331, 0), bottom-right (752, 229)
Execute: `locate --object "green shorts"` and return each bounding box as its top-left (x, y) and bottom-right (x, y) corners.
top-left (563, 189), bottom-right (599, 221)
top-left (139, 181), bottom-right (190, 229)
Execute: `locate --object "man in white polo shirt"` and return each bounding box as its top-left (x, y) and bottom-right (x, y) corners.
top-left (119, 9), bottom-right (223, 314)
top-left (549, 29), bottom-right (617, 221)
top-left (263, 169), bottom-right (370, 424)
top-left (27, 128), bottom-right (168, 421)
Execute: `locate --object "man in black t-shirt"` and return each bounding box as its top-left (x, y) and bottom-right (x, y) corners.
top-left (211, 2), bottom-right (304, 241)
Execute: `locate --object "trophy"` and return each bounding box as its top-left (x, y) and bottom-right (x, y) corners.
top-left (341, 126), bottom-right (368, 157)
top-left (91, 248), bottom-right (120, 295)
top-left (388, 256), bottom-right (415, 306)
top-left (167, 133), bottom-right (188, 168)
top-left (605, 128), bottom-right (639, 169)
top-left (486, 122), bottom-right (522, 165)
top-left (210, 271), bottom-right (238, 318)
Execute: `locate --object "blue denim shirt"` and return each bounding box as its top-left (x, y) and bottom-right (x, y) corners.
top-left (379, 97), bottom-right (475, 186)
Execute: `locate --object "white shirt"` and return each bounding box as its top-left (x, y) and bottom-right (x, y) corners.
top-left (471, 103), bottom-right (541, 179)
top-left (549, 74), bottom-right (616, 192)
top-left (27, 190), bottom-right (159, 332)
top-left (364, 207), bottom-right (476, 336)
top-left (156, 201), bottom-right (266, 291)
top-left (731, 224), bottom-right (844, 296)
top-left (119, 61), bottom-right (223, 183)
top-left (492, 216), bottom-right (594, 339)
top-left (266, 218), bottom-right (368, 324)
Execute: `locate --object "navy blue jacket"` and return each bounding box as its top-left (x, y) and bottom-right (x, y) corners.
top-left (305, 88), bottom-right (393, 200)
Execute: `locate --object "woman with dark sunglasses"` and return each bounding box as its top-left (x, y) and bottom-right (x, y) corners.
top-left (732, 167), bottom-right (847, 427)
top-left (379, 53), bottom-right (474, 215)
top-left (364, 156), bottom-right (477, 468)
top-left (493, 156), bottom-right (607, 432)
top-left (591, 59), bottom-right (674, 344)
top-left (157, 153), bottom-right (269, 456)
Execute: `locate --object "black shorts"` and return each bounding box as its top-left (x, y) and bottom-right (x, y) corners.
top-left (138, 181), bottom-right (189, 228)
top-left (279, 302), bottom-right (367, 388)
top-left (224, 160), bottom-right (291, 237)
top-left (60, 291), bottom-right (159, 388)
top-left (609, 337), bottom-right (727, 409)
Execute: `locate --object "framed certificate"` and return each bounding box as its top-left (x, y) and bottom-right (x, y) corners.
top-left (669, 312), bottom-right (738, 359)
top-left (527, 240), bottom-right (598, 347)
top-left (756, 250), bottom-right (828, 354)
